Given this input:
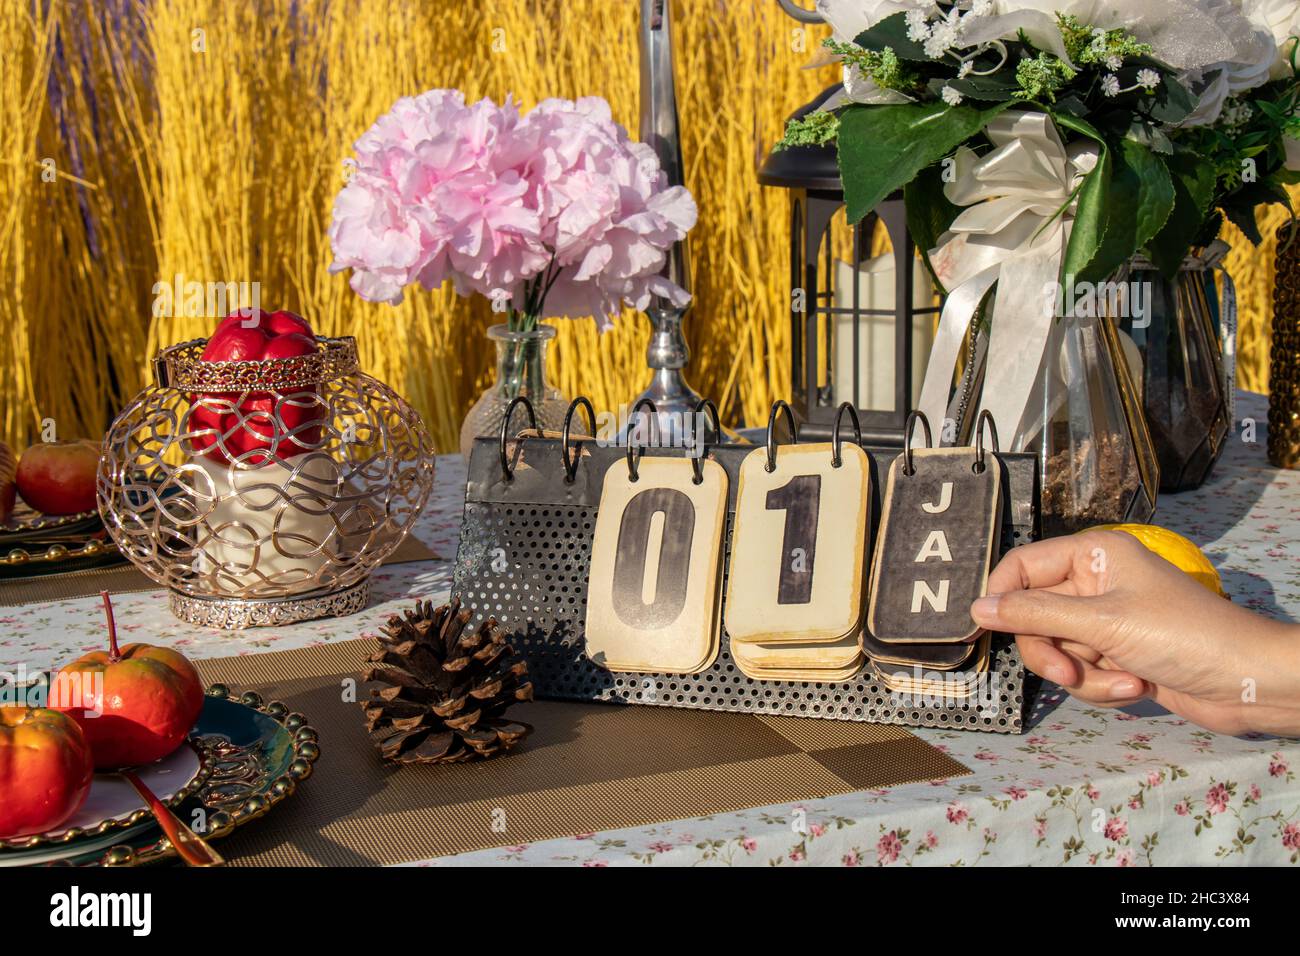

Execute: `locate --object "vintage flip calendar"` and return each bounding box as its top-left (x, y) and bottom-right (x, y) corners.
top-left (452, 398), bottom-right (1042, 734)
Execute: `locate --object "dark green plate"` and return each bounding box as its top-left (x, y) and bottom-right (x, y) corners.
top-left (29, 685), bottom-right (319, 867)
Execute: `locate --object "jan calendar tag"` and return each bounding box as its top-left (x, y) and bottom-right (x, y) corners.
top-left (585, 452), bottom-right (728, 674)
top-left (867, 414), bottom-right (1002, 645)
top-left (860, 626), bottom-right (979, 671)
top-left (726, 403), bottom-right (871, 647)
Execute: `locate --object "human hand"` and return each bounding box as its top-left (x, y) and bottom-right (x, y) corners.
top-left (970, 530), bottom-right (1300, 736)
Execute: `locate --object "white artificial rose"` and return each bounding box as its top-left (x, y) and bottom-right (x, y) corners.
top-left (1180, 1), bottom-right (1281, 126)
top-left (1242, 0), bottom-right (1300, 77)
top-left (814, 0), bottom-right (934, 44)
top-left (1181, 69), bottom-right (1233, 126)
top-left (995, 0), bottom-right (1243, 71)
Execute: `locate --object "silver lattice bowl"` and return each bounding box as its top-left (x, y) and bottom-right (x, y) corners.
top-left (98, 335), bottom-right (435, 628)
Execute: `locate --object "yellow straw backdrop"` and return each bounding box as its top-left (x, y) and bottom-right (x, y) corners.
top-left (0, 0), bottom-right (1290, 454)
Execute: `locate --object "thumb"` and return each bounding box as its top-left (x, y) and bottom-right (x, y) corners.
top-left (971, 589), bottom-right (1113, 649)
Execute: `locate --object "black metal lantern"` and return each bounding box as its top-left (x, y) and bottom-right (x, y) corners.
top-left (759, 87), bottom-right (941, 445)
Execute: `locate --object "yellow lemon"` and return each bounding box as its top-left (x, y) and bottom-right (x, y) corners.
top-left (1087, 524), bottom-right (1225, 596)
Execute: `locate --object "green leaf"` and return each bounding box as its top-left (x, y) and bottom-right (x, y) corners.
top-left (1051, 113), bottom-right (1110, 283)
top-left (942, 73), bottom-right (1022, 102)
top-left (1061, 150), bottom-right (1111, 283)
top-left (1051, 110), bottom-right (1105, 144)
top-left (1256, 99), bottom-right (1288, 122)
top-left (838, 101), bottom-right (1013, 224)
top-left (1145, 72), bottom-right (1196, 125)
top-left (1128, 120), bottom-right (1172, 156)
top-left (853, 12), bottom-right (929, 61)
top-left (1127, 140), bottom-right (1177, 248)
top-left (1221, 201), bottom-right (1264, 244)
top-left (1146, 150), bottom-right (1216, 278)
top-left (1087, 138), bottom-right (1174, 280)
top-left (1053, 94), bottom-right (1088, 118)
top-left (1220, 176), bottom-right (1294, 245)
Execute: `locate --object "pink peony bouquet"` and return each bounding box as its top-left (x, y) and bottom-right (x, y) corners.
top-left (329, 90), bottom-right (697, 332)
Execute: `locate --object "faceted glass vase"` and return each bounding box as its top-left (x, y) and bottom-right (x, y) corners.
top-left (1022, 312), bottom-right (1161, 537)
top-left (459, 323), bottom-right (571, 460)
top-left (1117, 260), bottom-right (1229, 492)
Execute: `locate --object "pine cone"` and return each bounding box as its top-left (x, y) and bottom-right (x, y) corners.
top-left (361, 596), bottom-right (533, 764)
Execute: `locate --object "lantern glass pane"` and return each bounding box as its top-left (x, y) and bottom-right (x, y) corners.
top-left (823, 209), bottom-right (938, 413)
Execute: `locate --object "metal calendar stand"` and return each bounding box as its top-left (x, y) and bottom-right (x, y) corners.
top-left (452, 398), bottom-right (1041, 734)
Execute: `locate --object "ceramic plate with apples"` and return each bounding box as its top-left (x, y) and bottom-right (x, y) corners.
top-left (0, 592), bottom-right (208, 857)
top-left (0, 436), bottom-right (101, 528)
top-left (0, 435), bottom-right (122, 576)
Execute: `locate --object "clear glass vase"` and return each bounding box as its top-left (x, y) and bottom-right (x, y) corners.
top-left (458, 323), bottom-right (571, 459)
top-left (1117, 258), bottom-right (1229, 492)
top-left (1023, 312), bottom-right (1161, 537)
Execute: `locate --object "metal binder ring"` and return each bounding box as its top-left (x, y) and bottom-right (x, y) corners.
top-left (498, 396), bottom-right (538, 482)
top-left (903, 410), bottom-right (932, 477)
top-left (831, 402), bottom-right (861, 468)
top-left (974, 410), bottom-right (1000, 474)
top-left (561, 397), bottom-right (597, 484)
top-left (690, 399), bottom-right (721, 485)
top-left (625, 398), bottom-right (659, 482)
top-left (765, 400), bottom-right (798, 473)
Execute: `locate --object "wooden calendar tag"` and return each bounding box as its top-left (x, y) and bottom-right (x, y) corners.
top-left (860, 626), bottom-right (978, 672)
top-left (867, 448), bottom-right (1001, 644)
top-left (731, 630), bottom-right (863, 671)
top-left (735, 661), bottom-right (866, 683)
top-left (585, 456), bottom-right (727, 674)
top-left (873, 634), bottom-right (991, 699)
top-left (732, 630), bottom-right (865, 683)
top-left (725, 443), bottom-right (871, 646)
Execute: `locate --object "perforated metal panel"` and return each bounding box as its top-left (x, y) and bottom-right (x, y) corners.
top-left (453, 435), bottom-right (1039, 734)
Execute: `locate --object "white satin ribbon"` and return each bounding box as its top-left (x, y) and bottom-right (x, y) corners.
top-left (917, 110), bottom-right (1099, 451)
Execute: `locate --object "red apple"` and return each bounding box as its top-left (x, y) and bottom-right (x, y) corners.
top-left (0, 707), bottom-right (94, 839)
top-left (0, 441), bottom-right (15, 523)
top-left (49, 592), bottom-right (205, 770)
top-left (190, 309), bottom-right (324, 465)
top-left (201, 325), bottom-right (267, 362)
top-left (15, 439), bottom-right (100, 516)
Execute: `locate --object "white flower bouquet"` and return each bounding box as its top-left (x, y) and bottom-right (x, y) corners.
top-left (778, 0), bottom-right (1300, 449)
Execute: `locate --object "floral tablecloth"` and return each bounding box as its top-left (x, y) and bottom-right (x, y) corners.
top-left (2, 391), bottom-right (1297, 866)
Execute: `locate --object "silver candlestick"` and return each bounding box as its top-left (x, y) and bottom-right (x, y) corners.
top-left (634, 0), bottom-right (709, 436)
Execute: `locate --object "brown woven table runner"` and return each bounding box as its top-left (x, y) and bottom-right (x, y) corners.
top-left (0, 535), bottom-right (441, 606)
top-left (195, 639), bottom-right (970, 866)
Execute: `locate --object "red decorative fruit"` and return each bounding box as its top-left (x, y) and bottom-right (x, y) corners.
top-left (14, 439), bottom-right (100, 516)
top-left (0, 707), bottom-right (94, 839)
top-left (50, 592), bottom-right (205, 770)
top-left (189, 308), bottom-right (324, 465)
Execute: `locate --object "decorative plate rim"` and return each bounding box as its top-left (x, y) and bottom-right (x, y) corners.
top-left (0, 536), bottom-right (119, 568)
top-left (96, 683), bottom-right (320, 867)
top-left (0, 507), bottom-right (101, 536)
top-left (0, 739), bottom-right (213, 851)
